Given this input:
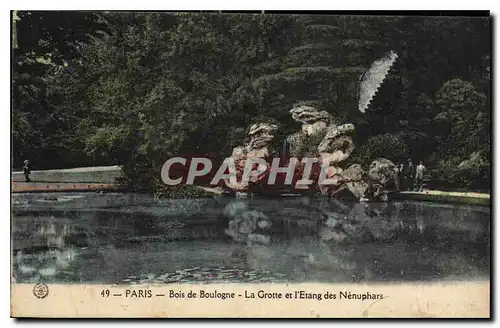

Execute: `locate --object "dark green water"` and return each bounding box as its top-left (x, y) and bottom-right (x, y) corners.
top-left (11, 192), bottom-right (490, 284)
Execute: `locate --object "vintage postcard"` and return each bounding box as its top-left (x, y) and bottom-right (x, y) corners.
top-left (10, 11), bottom-right (491, 318)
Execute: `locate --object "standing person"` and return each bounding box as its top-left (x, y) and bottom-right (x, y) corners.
top-left (23, 160), bottom-right (32, 182)
top-left (394, 163), bottom-right (401, 191)
top-left (405, 159), bottom-right (415, 191)
top-left (415, 161), bottom-right (426, 192)
top-left (399, 163), bottom-right (404, 190)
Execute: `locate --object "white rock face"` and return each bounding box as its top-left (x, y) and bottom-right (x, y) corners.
top-left (302, 121), bottom-right (328, 136)
top-left (224, 122), bottom-right (278, 191)
top-left (318, 123), bottom-right (356, 165)
top-left (247, 123), bottom-right (278, 149)
top-left (290, 105), bottom-right (333, 136)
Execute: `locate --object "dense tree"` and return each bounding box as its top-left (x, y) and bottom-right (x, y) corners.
top-left (12, 11), bottom-right (107, 168)
top-left (430, 79), bottom-right (490, 191)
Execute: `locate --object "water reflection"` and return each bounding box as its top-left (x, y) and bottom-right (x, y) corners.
top-left (13, 219), bottom-right (79, 282)
top-left (11, 193), bottom-right (490, 284)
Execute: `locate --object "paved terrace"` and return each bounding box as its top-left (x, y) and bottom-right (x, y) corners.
top-left (12, 165), bottom-right (122, 193)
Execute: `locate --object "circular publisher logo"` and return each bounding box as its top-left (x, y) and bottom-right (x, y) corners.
top-left (33, 283), bottom-right (49, 299)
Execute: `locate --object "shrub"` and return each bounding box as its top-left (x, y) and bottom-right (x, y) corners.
top-left (153, 182), bottom-right (215, 199)
top-left (294, 130), bottom-right (327, 158)
top-left (430, 153), bottom-right (490, 192)
top-left (356, 133), bottom-right (408, 166)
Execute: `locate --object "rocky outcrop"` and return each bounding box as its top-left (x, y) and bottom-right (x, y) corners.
top-left (318, 123), bottom-right (356, 165)
top-left (368, 158), bottom-right (397, 186)
top-left (315, 122), bottom-right (362, 199)
top-left (289, 105), bottom-right (334, 136)
top-left (309, 114), bottom-right (395, 201)
top-left (223, 147), bottom-right (250, 191)
top-left (318, 159), bottom-right (396, 201)
top-left (246, 123), bottom-right (278, 157)
top-left (342, 164), bottom-right (370, 200)
top-left (364, 158), bottom-right (397, 201)
top-left (223, 108), bottom-right (396, 201)
top-left (224, 123), bottom-right (277, 191)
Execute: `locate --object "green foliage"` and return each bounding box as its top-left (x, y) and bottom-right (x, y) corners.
top-left (153, 182), bottom-right (215, 199)
top-left (436, 79), bottom-right (487, 114)
top-left (12, 11), bottom-right (108, 169)
top-left (245, 116), bottom-right (281, 133)
top-left (433, 79), bottom-right (489, 162)
top-left (431, 153), bottom-right (490, 191)
top-left (116, 161), bottom-right (215, 198)
top-left (115, 157), bottom-right (156, 192)
top-left (84, 126), bottom-right (135, 162)
top-left (295, 131), bottom-right (327, 158)
top-left (356, 133), bottom-right (408, 166)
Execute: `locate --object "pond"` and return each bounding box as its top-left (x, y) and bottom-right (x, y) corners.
top-left (11, 192), bottom-right (490, 285)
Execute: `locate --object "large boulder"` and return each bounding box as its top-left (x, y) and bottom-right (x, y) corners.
top-left (368, 158), bottom-right (396, 187)
top-left (318, 166), bottom-right (345, 196)
top-left (318, 159), bottom-right (395, 201)
top-left (289, 105), bottom-right (333, 136)
top-left (224, 123), bottom-right (278, 191)
top-left (223, 147), bottom-right (250, 191)
top-left (342, 164), bottom-right (369, 200)
top-left (364, 158), bottom-right (397, 201)
top-left (246, 123), bottom-right (278, 157)
top-left (318, 123), bottom-right (356, 165)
